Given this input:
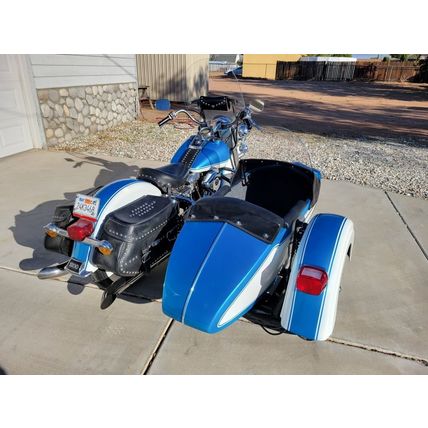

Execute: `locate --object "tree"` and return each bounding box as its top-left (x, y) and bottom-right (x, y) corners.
top-left (390, 54), bottom-right (421, 62)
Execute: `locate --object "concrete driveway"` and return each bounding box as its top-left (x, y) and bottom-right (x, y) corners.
top-left (0, 150), bottom-right (427, 374)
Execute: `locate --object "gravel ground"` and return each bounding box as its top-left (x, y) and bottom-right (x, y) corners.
top-left (50, 120), bottom-right (428, 200)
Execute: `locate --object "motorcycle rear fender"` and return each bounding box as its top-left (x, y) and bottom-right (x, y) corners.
top-left (70, 178), bottom-right (161, 276)
top-left (280, 213), bottom-right (354, 341)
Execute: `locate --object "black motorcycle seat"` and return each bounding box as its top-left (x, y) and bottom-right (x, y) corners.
top-left (187, 197), bottom-right (284, 243)
top-left (138, 163), bottom-right (188, 192)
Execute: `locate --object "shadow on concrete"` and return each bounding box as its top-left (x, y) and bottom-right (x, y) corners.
top-left (0, 366), bottom-right (7, 375)
top-left (9, 154), bottom-right (163, 304)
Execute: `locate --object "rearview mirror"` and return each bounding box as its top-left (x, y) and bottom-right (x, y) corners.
top-left (249, 99), bottom-right (264, 113)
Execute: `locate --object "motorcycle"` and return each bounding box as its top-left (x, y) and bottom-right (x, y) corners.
top-left (161, 84), bottom-right (355, 341)
top-left (38, 68), bottom-right (262, 309)
top-left (162, 158), bottom-right (355, 340)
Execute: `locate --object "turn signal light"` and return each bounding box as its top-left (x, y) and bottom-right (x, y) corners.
top-left (97, 246), bottom-right (112, 256)
top-left (296, 266), bottom-right (328, 295)
top-left (46, 230), bottom-right (58, 238)
top-left (67, 219), bottom-right (94, 241)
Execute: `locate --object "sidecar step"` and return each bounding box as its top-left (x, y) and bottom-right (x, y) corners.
top-left (100, 272), bottom-right (145, 310)
top-left (37, 261), bottom-right (69, 280)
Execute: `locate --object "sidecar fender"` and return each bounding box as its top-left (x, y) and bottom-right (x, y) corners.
top-left (280, 213), bottom-right (354, 341)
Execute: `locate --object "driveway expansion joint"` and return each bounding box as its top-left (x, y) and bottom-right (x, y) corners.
top-left (328, 337), bottom-right (428, 367)
top-left (384, 191), bottom-right (428, 261)
top-left (140, 318), bottom-right (175, 375)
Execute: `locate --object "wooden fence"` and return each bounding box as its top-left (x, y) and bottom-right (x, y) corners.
top-left (276, 61), bottom-right (422, 82)
top-left (276, 61), bottom-right (355, 81)
top-left (353, 62), bottom-right (420, 81)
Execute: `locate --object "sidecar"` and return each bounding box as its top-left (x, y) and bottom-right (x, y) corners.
top-left (162, 159), bottom-right (354, 340)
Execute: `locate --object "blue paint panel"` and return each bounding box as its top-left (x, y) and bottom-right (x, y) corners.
top-left (162, 221), bottom-right (225, 321)
top-left (170, 137), bottom-right (194, 163)
top-left (171, 138), bottom-right (230, 170)
top-left (190, 140), bottom-right (230, 171)
top-left (288, 214), bottom-right (346, 340)
top-left (71, 178), bottom-right (137, 272)
top-left (183, 224), bottom-right (272, 333)
top-left (290, 289), bottom-right (327, 339)
top-left (163, 218), bottom-right (289, 334)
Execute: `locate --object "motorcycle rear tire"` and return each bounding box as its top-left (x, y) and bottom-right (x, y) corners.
top-left (91, 269), bottom-right (115, 289)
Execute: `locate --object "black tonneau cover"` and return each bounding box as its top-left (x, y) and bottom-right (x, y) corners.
top-left (187, 197), bottom-right (284, 244)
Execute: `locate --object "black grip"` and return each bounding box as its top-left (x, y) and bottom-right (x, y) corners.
top-left (158, 114), bottom-right (172, 127)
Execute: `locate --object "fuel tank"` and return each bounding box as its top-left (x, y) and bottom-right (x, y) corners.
top-left (171, 137), bottom-right (231, 172)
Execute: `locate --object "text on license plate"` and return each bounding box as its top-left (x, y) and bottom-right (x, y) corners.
top-left (73, 194), bottom-right (100, 220)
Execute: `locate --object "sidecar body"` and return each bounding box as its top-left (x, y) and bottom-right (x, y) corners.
top-left (162, 159), bottom-right (354, 340)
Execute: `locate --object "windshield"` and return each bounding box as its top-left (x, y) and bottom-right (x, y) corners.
top-left (184, 56), bottom-right (246, 115)
top-left (150, 55), bottom-right (312, 168)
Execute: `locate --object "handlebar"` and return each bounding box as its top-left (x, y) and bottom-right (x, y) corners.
top-left (157, 113), bottom-right (174, 127)
top-left (158, 106), bottom-right (261, 131)
top-left (158, 109), bottom-right (202, 127)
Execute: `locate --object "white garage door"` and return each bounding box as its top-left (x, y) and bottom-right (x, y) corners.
top-left (0, 55), bottom-right (38, 158)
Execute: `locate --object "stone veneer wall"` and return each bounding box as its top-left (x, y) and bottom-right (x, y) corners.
top-left (37, 82), bottom-right (137, 146)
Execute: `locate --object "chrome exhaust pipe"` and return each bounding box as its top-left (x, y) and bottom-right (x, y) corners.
top-left (37, 262), bottom-right (69, 280)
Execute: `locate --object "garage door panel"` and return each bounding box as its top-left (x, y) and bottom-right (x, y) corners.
top-left (0, 89), bottom-right (20, 116)
top-left (0, 55), bottom-right (35, 158)
top-left (0, 56), bottom-right (9, 72)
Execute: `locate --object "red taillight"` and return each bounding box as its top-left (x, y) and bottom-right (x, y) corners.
top-left (296, 266), bottom-right (328, 295)
top-left (67, 219), bottom-right (94, 241)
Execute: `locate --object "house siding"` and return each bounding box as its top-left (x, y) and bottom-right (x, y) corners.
top-left (30, 54), bottom-right (137, 88)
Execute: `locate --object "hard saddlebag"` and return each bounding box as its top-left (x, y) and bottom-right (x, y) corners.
top-left (44, 204), bottom-right (76, 256)
top-left (93, 195), bottom-right (179, 277)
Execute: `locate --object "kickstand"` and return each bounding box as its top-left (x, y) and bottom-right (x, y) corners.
top-left (100, 272), bottom-right (145, 309)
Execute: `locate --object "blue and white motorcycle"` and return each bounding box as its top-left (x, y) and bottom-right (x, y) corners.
top-left (160, 95), bottom-right (356, 340)
top-left (162, 157), bottom-right (355, 340)
top-left (39, 89), bottom-right (261, 308)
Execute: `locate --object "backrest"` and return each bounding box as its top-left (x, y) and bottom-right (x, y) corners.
top-left (245, 164), bottom-right (314, 218)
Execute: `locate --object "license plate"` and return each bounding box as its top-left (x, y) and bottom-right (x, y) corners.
top-left (66, 259), bottom-right (82, 274)
top-left (73, 194), bottom-right (100, 221)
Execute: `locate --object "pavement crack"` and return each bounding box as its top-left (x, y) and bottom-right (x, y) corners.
top-left (328, 336), bottom-right (428, 367)
top-left (384, 191), bottom-right (428, 261)
top-left (140, 318), bottom-right (174, 375)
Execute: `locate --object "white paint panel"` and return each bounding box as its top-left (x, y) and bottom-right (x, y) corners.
top-left (30, 54), bottom-right (137, 89)
top-left (0, 55), bottom-right (38, 158)
top-left (218, 243), bottom-right (285, 327)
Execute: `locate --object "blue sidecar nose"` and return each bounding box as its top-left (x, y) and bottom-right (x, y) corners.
top-left (162, 219), bottom-right (287, 334)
